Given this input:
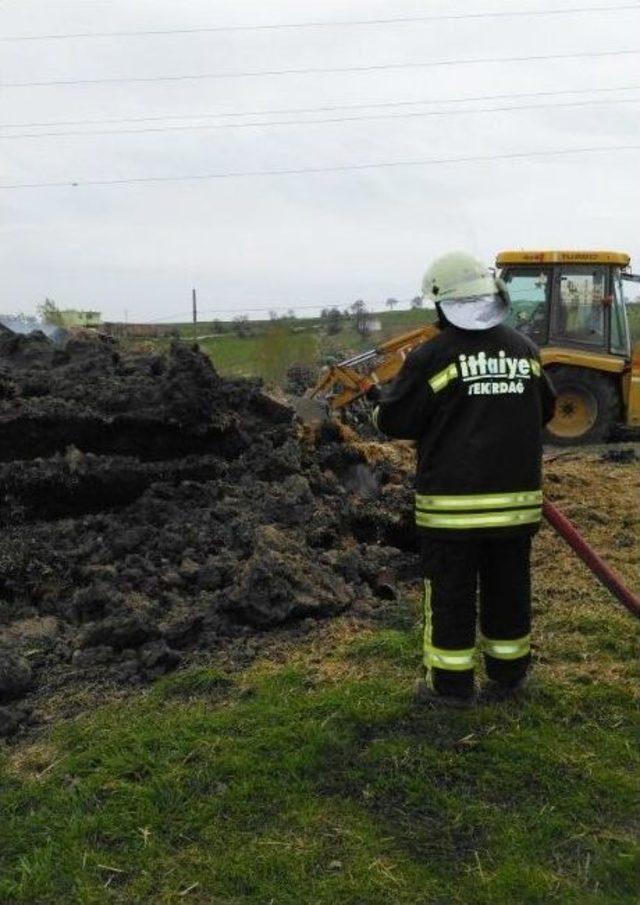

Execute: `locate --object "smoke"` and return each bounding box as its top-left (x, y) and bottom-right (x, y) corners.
top-left (0, 315), bottom-right (63, 340)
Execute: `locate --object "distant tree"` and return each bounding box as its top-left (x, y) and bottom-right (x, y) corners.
top-left (211, 319), bottom-right (225, 334)
top-left (232, 314), bottom-right (251, 337)
top-left (326, 308), bottom-right (342, 335)
top-left (358, 318), bottom-right (374, 338)
top-left (37, 298), bottom-right (64, 326)
top-left (351, 299), bottom-right (368, 336)
top-left (411, 295), bottom-right (424, 309)
top-left (286, 309), bottom-right (296, 320)
top-left (385, 297), bottom-right (399, 311)
top-left (268, 310), bottom-right (279, 321)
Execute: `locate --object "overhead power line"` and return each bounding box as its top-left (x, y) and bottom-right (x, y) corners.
top-left (4, 48), bottom-right (640, 89)
top-left (3, 96), bottom-right (640, 140)
top-left (2, 4), bottom-right (639, 41)
top-left (2, 143), bottom-right (639, 190)
top-left (4, 83), bottom-right (639, 130)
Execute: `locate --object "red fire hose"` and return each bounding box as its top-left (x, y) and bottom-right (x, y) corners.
top-left (543, 499), bottom-right (640, 620)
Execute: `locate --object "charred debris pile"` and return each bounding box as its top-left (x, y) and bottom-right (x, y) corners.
top-left (0, 330), bottom-right (416, 737)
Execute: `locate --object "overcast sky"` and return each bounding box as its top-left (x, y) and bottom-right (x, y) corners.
top-left (1, 0), bottom-right (639, 322)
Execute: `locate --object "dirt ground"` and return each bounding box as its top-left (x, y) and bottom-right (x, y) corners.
top-left (0, 330), bottom-right (638, 739)
top-left (536, 443), bottom-right (640, 657)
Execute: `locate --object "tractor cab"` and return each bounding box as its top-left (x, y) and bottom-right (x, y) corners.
top-left (496, 251), bottom-right (640, 443)
top-left (496, 250), bottom-right (635, 356)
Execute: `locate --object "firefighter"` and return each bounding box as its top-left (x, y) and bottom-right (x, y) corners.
top-left (372, 252), bottom-right (556, 706)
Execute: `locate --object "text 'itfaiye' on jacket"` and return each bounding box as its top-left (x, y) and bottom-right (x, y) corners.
top-left (373, 323), bottom-right (557, 539)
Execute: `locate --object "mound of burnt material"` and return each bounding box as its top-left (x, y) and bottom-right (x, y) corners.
top-left (0, 451), bottom-right (231, 523)
top-left (0, 331), bottom-right (290, 462)
top-left (0, 335), bottom-right (417, 738)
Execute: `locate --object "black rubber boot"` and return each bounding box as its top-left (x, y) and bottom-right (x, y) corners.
top-left (414, 678), bottom-right (477, 709)
top-left (481, 672), bottom-right (531, 702)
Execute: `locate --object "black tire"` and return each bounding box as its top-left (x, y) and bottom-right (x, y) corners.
top-left (545, 365), bottom-right (620, 446)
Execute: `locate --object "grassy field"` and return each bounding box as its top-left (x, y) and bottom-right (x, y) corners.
top-left (196, 330), bottom-right (319, 382)
top-left (172, 308), bottom-right (437, 381)
top-left (164, 306), bottom-right (640, 384)
top-left (1, 563), bottom-right (638, 905)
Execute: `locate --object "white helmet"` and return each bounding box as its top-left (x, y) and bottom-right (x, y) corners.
top-left (422, 251), bottom-right (510, 330)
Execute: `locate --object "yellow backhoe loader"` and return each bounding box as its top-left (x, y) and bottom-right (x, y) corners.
top-left (309, 250), bottom-right (640, 445)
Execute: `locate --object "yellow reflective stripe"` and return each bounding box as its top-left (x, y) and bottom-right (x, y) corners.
top-left (428, 362), bottom-right (458, 393)
top-left (481, 634), bottom-right (531, 661)
top-left (416, 490), bottom-right (542, 511)
top-left (371, 405), bottom-right (380, 429)
top-left (423, 579), bottom-right (432, 672)
top-left (423, 581), bottom-right (475, 673)
top-left (530, 359), bottom-right (541, 376)
top-left (427, 646), bottom-right (476, 671)
top-left (416, 508), bottom-right (542, 529)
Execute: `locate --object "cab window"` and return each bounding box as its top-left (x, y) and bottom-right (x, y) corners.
top-left (554, 266), bottom-right (606, 346)
top-left (611, 268), bottom-right (631, 357)
top-left (501, 268), bottom-right (550, 344)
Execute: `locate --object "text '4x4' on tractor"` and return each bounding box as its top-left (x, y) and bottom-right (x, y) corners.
top-left (308, 250), bottom-right (640, 445)
top-left (497, 250), bottom-right (640, 444)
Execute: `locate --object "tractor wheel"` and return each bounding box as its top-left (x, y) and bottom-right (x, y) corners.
top-left (545, 366), bottom-right (620, 446)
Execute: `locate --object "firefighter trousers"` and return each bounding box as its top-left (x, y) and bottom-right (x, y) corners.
top-left (421, 534), bottom-right (532, 698)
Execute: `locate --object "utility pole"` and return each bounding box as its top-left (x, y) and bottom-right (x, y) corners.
top-left (192, 288), bottom-right (197, 343)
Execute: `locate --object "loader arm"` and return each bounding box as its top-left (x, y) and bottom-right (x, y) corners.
top-left (309, 324), bottom-right (439, 410)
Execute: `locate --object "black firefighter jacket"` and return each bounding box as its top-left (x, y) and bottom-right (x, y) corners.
top-left (373, 322), bottom-right (557, 540)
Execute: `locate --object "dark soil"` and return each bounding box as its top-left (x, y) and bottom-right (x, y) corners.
top-left (0, 332), bottom-right (417, 738)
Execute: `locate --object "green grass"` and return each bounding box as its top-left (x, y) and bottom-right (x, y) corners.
top-left (197, 328), bottom-right (318, 381)
top-left (1, 605), bottom-right (638, 905)
top-left (163, 309), bottom-right (436, 382)
top-left (150, 304), bottom-right (640, 384)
